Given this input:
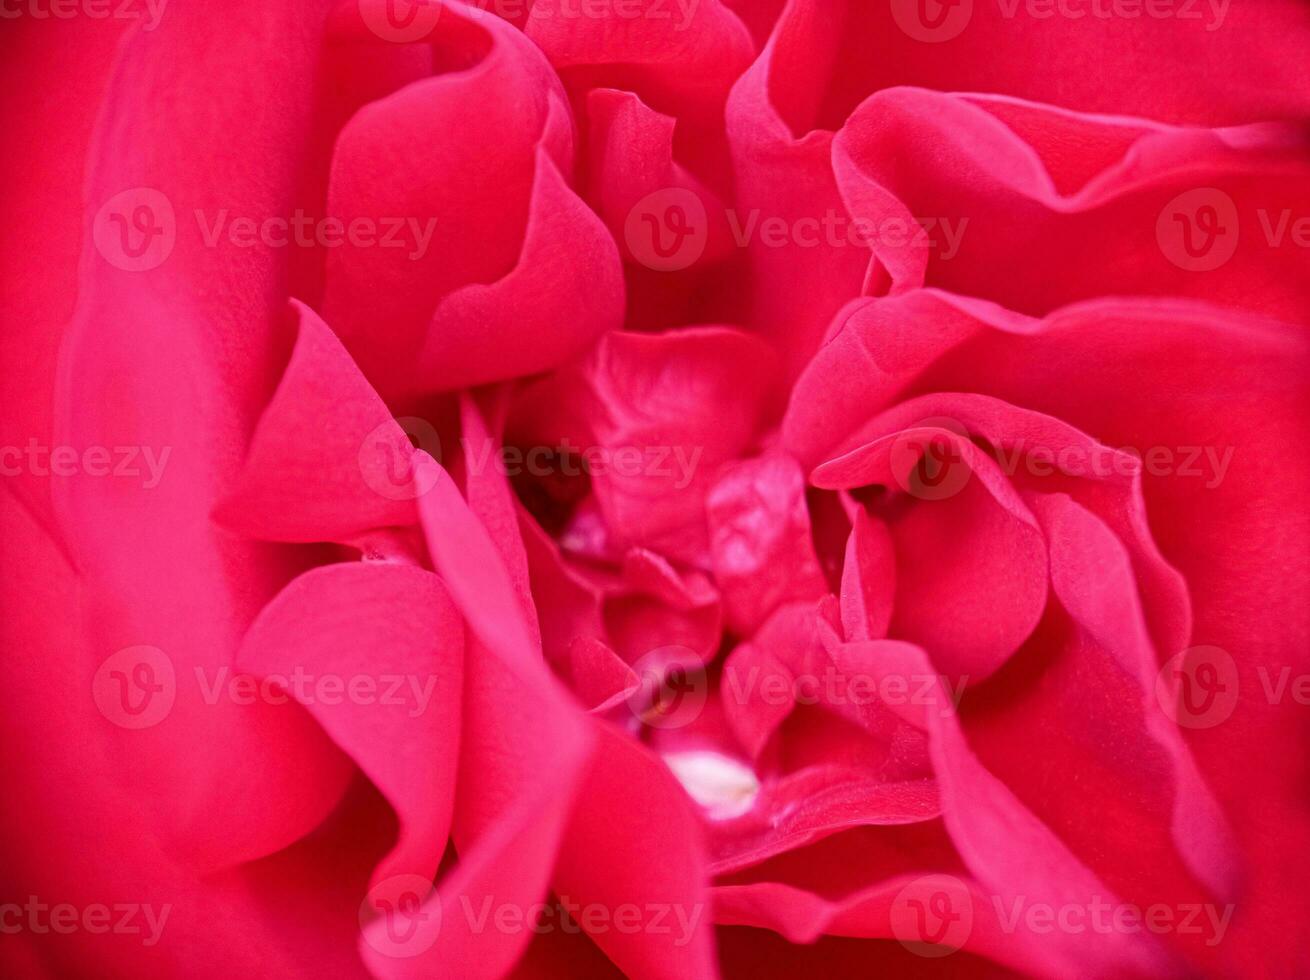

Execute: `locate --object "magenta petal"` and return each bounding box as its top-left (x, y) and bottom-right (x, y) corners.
top-left (830, 639), bottom-right (1185, 976)
top-left (215, 301), bottom-right (420, 543)
top-left (321, 4), bottom-right (572, 399)
top-left (554, 724), bottom-right (719, 979)
top-left (707, 770), bottom-right (941, 875)
top-left (816, 432), bottom-right (1048, 683)
top-left (723, 0), bottom-right (871, 378)
top-left (706, 452), bottom-right (828, 635)
top-left (417, 148), bottom-right (624, 390)
top-left (620, 548), bottom-right (720, 612)
top-left (713, 872), bottom-right (1056, 977)
top-left (52, 0), bottom-right (352, 871)
top-left (359, 671), bottom-right (594, 979)
top-left (405, 452), bottom-right (603, 977)
top-left (238, 561), bottom-right (463, 889)
top-left (579, 326), bottom-right (777, 561)
top-left (1029, 492), bottom-right (1238, 898)
top-left (833, 88), bottom-right (1310, 318)
top-left (519, 508), bottom-right (608, 671)
top-left (839, 508), bottom-right (894, 642)
top-left (783, 290), bottom-right (1038, 468)
top-left (584, 88), bottom-right (735, 270)
top-left (568, 636), bottom-right (641, 712)
top-left (526, 0), bottom-right (754, 117)
top-left (721, 640), bottom-right (796, 760)
top-left (416, 453), bottom-right (540, 667)
top-left (453, 391), bottom-right (543, 650)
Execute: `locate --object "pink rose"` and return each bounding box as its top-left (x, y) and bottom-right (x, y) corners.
top-left (2, 1), bottom-right (1308, 977)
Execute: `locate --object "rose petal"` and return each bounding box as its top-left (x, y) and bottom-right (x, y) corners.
top-left (237, 562), bottom-right (463, 891)
top-left (215, 301), bottom-right (421, 543)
